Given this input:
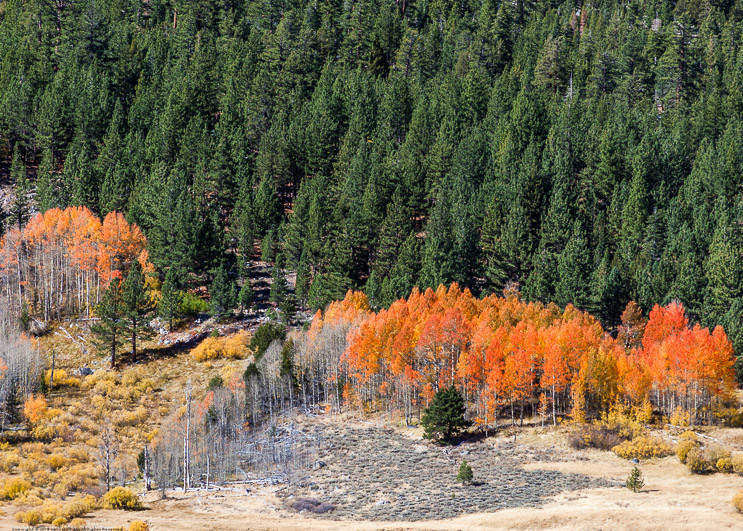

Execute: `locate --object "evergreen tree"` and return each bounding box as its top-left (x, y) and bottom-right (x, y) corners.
top-left (269, 264), bottom-right (289, 305)
top-left (210, 264), bottom-right (238, 319)
top-left (122, 261), bottom-right (153, 359)
top-left (457, 459), bottom-right (474, 485)
top-left (10, 146), bottom-right (31, 228)
top-left (91, 278), bottom-right (126, 369)
top-left (556, 222), bottom-right (593, 311)
top-left (421, 386), bottom-right (470, 444)
top-left (626, 466), bottom-right (644, 493)
top-left (36, 147), bottom-right (57, 213)
top-left (158, 268), bottom-right (184, 332)
top-left (238, 280), bottom-right (255, 312)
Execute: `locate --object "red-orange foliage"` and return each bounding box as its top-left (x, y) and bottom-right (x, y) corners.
top-left (316, 285), bottom-right (736, 427)
top-left (0, 207), bottom-right (150, 320)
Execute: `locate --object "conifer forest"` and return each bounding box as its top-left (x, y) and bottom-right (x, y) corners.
top-left (2, 0), bottom-right (743, 529)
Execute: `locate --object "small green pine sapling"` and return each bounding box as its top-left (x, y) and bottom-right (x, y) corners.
top-left (457, 459), bottom-right (473, 485)
top-left (626, 466), bottom-right (644, 493)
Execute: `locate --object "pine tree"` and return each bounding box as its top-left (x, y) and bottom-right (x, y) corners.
top-left (556, 222), bottom-right (593, 311)
top-left (92, 278), bottom-right (126, 369)
top-left (10, 146), bottom-right (31, 228)
top-left (421, 386), bottom-right (471, 444)
top-left (457, 459), bottom-right (474, 485)
top-left (36, 147), bottom-right (57, 213)
top-left (158, 268), bottom-right (183, 332)
top-left (122, 261), bottom-right (153, 359)
top-left (626, 466), bottom-right (644, 493)
top-left (238, 280), bottom-right (255, 312)
top-left (210, 264), bottom-right (237, 319)
top-left (269, 264), bottom-right (289, 305)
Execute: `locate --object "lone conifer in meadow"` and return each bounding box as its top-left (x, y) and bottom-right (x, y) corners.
top-left (626, 466), bottom-right (644, 493)
top-left (422, 386), bottom-right (471, 444)
top-left (457, 460), bottom-right (473, 485)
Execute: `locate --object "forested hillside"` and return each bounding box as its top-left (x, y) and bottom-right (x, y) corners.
top-left (2, 0), bottom-right (743, 344)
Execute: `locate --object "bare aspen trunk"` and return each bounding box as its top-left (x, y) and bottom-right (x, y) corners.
top-left (144, 445), bottom-right (151, 491)
top-left (184, 381), bottom-right (192, 490)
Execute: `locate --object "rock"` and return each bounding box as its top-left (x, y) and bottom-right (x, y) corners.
top-left (314, 460), bottom-right (327, 469)
top-left (460, 450), bottom-right (470, 456)
top-left (375, 499), bottom-right (389, 505)
top-left (78, 367), bottom-right (94, 376)
top-left (631, 458), bottom-right (639, 464)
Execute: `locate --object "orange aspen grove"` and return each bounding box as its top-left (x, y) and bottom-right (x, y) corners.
top-left (313, 286), bottom-right (736, 427)
top-left (0, 207), bottom-right (150, 321)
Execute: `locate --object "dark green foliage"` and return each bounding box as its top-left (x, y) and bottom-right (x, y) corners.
top-left (422, 386), bottom-right (471, 444)
top-left (10, 146), bottom-right (31, 228)
top-left (238, 280), bottom-right (255, 311)
top-left (159, 268), bottom-right (184, 331)
top-left (269, 264), bottom-right (288, 305)
top-left (207, 375), bottom-right (224, 391)
top-left (280, 338), bottom-right (297, 385)
top-left (210, 264), bottom-right (238, 319)
top-left (249, 322), bottom-right (287, 360)
top-left (91, 278), bottom-right (126, 368)
top-left (122, 261), bottom-right (153, 358)
top-left (0, 0), bottom-right (742, 364)
top-left (457, 460), bottom-right (473, 485)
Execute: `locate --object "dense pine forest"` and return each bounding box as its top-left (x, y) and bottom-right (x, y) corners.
top-left (2, 0), bottom-right (743, 347)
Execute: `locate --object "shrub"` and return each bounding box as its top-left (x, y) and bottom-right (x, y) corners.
top-left (70, 518), bottom-right (87, 528)
top-left (46, 454), bottom-right (68, 471)
top-left (686, 449), bottom-right (712, 474)
top-left (291, 497), bottom-right (335, 514)
top-left (180, 292), bottom-right (209, 316)
top-left (191, 331), bottom-right (251, 362)
top-left (732, 453), bottom-right (743, 474)
top-left (16, 509), bottom-right (41, 526)
top-left (101, 487), bottom-right (141, 510)
top-left (708, 446), bottom-right (731, 464)
top-left (222, 330), bottom-right (250, 359)
top-left (129, 521), bottom-right (149, 531)
top-left (0, 477), bottom-right (31, 499)
top-left (570, 410), bottom-right (646, 451)
top-left (52, 516), bottom-right (68, 527)
top-left (569, 424), bottom-right (625, 451)
top-left (717, 457), bottom-right (734, 473)
top-left (626, 466), bottom-right (644, 492)
top-left (0, 452), bottom-right (21, 472)
top-left (676, 438), bottom-right (700, 464)
top-left (612, 436), bottom-right (673, 460)
top-left (733, 490), bottom-right (743, 513)
top-left (23, 393), bottom-right (48, 425)
top-left (191, 337), bottom-right (222, 361)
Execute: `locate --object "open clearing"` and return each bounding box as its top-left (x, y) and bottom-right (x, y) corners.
top-left (3, 417), bottom-right (743, 530)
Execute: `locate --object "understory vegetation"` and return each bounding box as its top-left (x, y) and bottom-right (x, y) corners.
top-left (2, 0), bottom-right (743, 524)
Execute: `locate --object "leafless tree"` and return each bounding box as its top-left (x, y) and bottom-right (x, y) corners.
top-left (96, 423), bottom-right (119, 492)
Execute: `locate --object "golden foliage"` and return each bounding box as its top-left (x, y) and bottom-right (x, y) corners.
top-left (717, 457), bottom-right (734, 473)
top-left (0, 477), bottom-right (31, 500)
top-left (733, 490), bottom-right (743, 513)
top-left (101, 487), bottom-right (141, 510)
top-left (129, 521), bottom-right (149, 531)
top-left (191, 330), bottom-right (251, 362)
top-left (686, 448), bottom-right (712, 474)
top-left (612, 436), bottom-right (673, 460)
